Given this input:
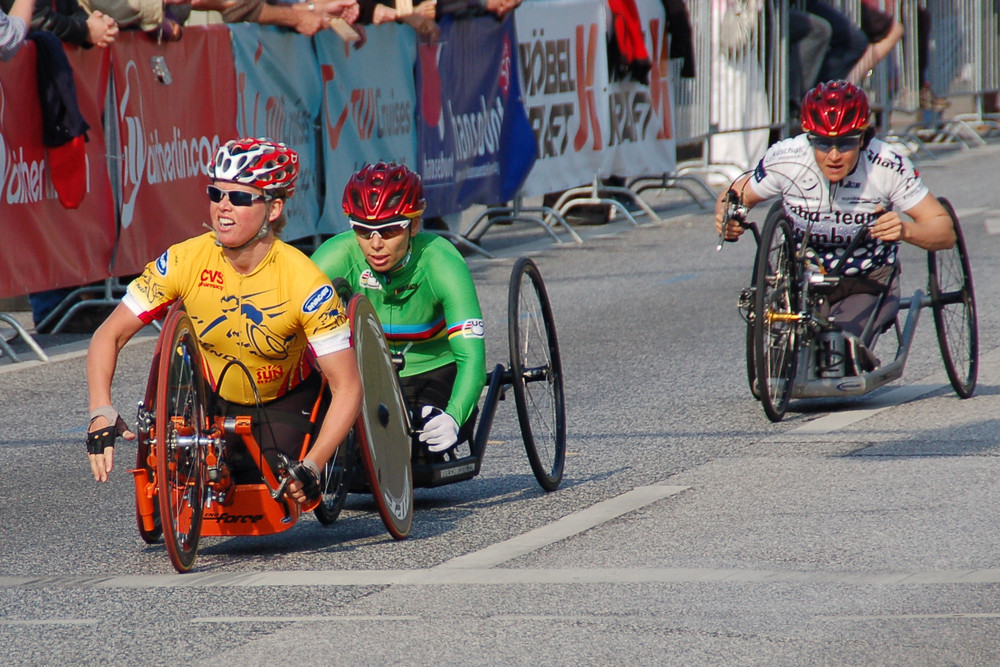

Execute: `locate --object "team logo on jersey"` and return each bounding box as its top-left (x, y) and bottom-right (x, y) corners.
top-left (198, 269), bottom-right (224, 290)
top-left (303, 285), bottom-right (334, 313)
top-left (459, 318), bottom-right (485, 338)
top-left (359, 269), bottom-right (383, 290)
top-left (155, 251), bottom-right (169, 276)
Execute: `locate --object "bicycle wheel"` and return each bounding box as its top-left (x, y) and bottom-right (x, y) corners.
top-left (508, 257), bottom-right (566, 491)
top-left (314, 430), bottom-right (355, 525)
top-left (753, 216), bottom-right (798, 422)
top-left (135, 348), bottom-right (163, 544)
top-left (155, 307), bottom-right (209, 573)
top-left (928, 197), bottom-right (978, 398)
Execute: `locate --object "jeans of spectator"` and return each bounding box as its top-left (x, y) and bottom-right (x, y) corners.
top-left (805, 0), bottom-right (868, 82)
top-left (789, 9), bottom-right (832, 107)
top-left (28, 288), bottom-right (73, 328)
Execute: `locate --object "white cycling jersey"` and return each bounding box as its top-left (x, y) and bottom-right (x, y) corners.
top-left (746, 134), bottom-right (929, 275)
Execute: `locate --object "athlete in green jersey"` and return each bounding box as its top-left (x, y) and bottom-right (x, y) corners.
top-left (311, 162), bottom-right (487, 456)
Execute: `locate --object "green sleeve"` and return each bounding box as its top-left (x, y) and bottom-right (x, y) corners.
top-left (430, 245), bottom-right (487, 426)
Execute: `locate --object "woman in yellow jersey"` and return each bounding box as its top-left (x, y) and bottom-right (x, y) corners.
top-left (84, 138), bottom-right (362, 505)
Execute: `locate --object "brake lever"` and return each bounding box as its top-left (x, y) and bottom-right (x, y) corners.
top-left (717, 189), bottom-right (748, 251)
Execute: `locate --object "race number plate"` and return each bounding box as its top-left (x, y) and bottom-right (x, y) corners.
top-left (348, 294), bottom-right (413, 539)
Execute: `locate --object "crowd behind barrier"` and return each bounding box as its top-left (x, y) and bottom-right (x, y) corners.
top-left (2, 0), bottom-right (999, 351)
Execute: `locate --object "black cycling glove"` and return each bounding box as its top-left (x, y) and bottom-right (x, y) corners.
top-left (87, 406), bottom-right (130, 455)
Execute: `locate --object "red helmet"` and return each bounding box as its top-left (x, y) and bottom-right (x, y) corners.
top-left (801, 80), bottom-right (871, 136)
top-left (342, 162), bottom-right (425, 223)
top-left (208, 138), bottom-right (299, 197)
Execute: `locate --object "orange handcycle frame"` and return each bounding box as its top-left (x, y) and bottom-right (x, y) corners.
top-left (130, 295), bottom-right (413, 573)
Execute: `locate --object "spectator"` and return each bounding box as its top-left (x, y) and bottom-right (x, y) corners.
top-left (847, 0), bottom-right (904, 85)
top-left (805, 0), bottom-right (867, 83)
top-left (78, 0), bottom-right (189, 41)
top-left (788, 8), bottom-right (831, 117)
top-left (0, 0), bottom-right (120, 47)
top-left (218, 0), bottom-right (360, 37)
top-left (0, 0), bottom-right (33, 59)
top-left (356, 0), bottom-right (438, 43)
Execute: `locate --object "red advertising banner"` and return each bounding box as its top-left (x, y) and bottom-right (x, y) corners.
top-left (110, 27), bottom-right (238, 277)
top-left (0, 43), bottom-right (115, 299)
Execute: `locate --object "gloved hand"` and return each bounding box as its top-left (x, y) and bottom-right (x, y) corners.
top-left (418, 405), bottom-right (459, 452)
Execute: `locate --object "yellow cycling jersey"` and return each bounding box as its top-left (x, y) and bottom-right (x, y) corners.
top-left (123, 232), bottom-right (350, 405)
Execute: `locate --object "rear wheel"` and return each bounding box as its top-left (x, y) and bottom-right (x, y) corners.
top-left (928, 198), bottom-right (978, 398)
top-left (314, 430), bottom-right (355, 525)
top-left (753, 217), bottom-right (798, 422)
top-left (155, 306), bottom-right (209, 573)
top-left (508, 257), bottom-right (566, 491)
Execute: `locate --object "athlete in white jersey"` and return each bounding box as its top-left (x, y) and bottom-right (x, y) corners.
top-left (715, 80), bottom-right (955, 345)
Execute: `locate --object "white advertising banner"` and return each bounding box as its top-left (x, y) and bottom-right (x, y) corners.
top-left (515, 0), bottom-right (677, 197)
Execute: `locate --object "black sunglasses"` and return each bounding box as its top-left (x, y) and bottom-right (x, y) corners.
top-left (808, 133), bottom-right (863, 152)
top-left (207, 185), bottom-right (271, 207)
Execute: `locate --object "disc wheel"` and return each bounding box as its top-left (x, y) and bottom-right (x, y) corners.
top-left (928, 197), bottom-right (978, 398)
top-left (508, 257), bottom-right (566, 491)
top-left (155, 306), bottom-right (209, 573)
top-left (753, 217), bottom-right (799, 422)
top-left (314, 429), bottom-right (355, 526)
top-left (349, 294), bottom-right (413, 540)
top-left (135, 348), bottom-right (163, 544)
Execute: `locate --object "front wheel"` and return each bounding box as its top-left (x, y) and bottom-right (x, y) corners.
top-left (314, 430), bottom-right (355, 526)
top-left (753, 216), bottom-right (799, 422)
top-left (508, 257), bottom-right (566, 491)
top-left (928, 197), bottom-right (978, 398)
top-left (155, 306), bottom-right (209, 573)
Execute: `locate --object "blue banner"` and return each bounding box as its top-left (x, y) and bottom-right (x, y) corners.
top-left (230, 24), bottom-right (323, 241)
top-left (314, 25), bottom-right (418, 235)
top-left (416, 15), bottom-right (537, 217)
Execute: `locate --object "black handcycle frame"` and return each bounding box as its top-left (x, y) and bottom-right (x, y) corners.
top-left (730, 195), bottom-right (977, 422)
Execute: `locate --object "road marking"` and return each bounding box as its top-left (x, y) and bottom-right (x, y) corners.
top-left (6, 567), bottom-right (1000, 590)
top-left (0, 619), bottom-right (98, 626)
top-left (434, 485), bottom-right (690, 570)
top-left (190, 615), bottom-right (419, 623)
top-left (787, 383), bottom-right (944, 434)
top-left (985, 217), bottom-right (1000, 235)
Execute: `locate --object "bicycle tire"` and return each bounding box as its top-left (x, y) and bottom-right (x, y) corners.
top-left (135, 347), bottom-right (163, 544)
top-left (507, 257), bottom-right (566, 492)
top-left (155, 306), bottom-right (209, 573)
top-left (928, 197), bottom-right (978, 398)
top-left (753, 216), bottom-right (798, 422)
top-left (314, 429), bottom-right (355, 525)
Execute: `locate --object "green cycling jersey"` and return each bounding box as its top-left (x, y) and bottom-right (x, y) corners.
top-left (311, 231), bottom-right (486, 426)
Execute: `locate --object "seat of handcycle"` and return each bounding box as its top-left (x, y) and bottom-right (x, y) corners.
top-left (198, 378), bottom-right (330, 538)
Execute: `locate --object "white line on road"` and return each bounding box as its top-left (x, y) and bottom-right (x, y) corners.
top-left (786, 383), bottom-right (944, 435)
top-left (433, 484), bottom-right (690, 570)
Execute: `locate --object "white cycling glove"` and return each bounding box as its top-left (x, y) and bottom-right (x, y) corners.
top-left (418, 405), bottom-right (459, 452)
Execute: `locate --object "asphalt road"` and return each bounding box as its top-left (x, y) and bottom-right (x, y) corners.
top-left (2, 141), bottom-right (1000, 665)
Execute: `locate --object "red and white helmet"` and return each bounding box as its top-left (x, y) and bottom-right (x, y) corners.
top-left (342, 162), bottom-right (425, 222)
top-left (801, 80), bottom-right (871, 136)
top-left (208, 138), bottom-right (299, 197)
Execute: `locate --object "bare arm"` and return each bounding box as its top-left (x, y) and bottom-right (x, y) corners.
top-left (85, 303), bottom-right (147, 481)
top-left (285, 347), bottom-right (362, 504)
top-left (255, 2), bottom-right (327, 35)
top-left (7, 0), bottom-right (35, 25)
top-left (870, 192), bottom-right (956, 251)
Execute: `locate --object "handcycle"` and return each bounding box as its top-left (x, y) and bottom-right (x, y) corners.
top-left (130, 294), bottom-right (413, 573)
top-left (328, 256), bottom-right (567, 503)
top-left (723, 191), bottom-right (977, 422)
top-left (130, 256), bottom-right (565, 571)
